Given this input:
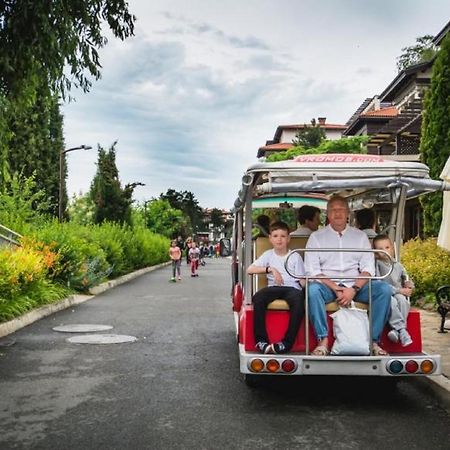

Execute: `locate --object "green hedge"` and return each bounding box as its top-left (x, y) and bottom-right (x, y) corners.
top-left (0, 222), bottom-right (170, 322)
top-left (401, 238), bottom-right (450, 302)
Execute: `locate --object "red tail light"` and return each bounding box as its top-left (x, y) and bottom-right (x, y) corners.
top-left (281, 359), bottom-right (296, 373)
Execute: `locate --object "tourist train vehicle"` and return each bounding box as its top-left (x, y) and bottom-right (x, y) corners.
top-left (230, 153), bottom-right (450, 384)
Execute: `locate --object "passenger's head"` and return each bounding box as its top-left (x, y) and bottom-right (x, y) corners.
top-left (355, 208), bottom-right (375, 230)
top-left (326, 195), bottom-right (349, 232)
top-left (256, 214), bottom-right (271, 232)
top-left (373, 234), bottom-right (394, 260)
top-left (268, 221), bottom-right (291, 252)
top-left (297, 205), bottom-right (321, 231)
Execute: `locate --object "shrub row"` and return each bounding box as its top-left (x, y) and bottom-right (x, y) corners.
top-left (0, 222), bottom-right (170, 322)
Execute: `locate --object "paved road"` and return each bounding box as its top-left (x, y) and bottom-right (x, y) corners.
top-left (1, 258), bottom-right (450, 449)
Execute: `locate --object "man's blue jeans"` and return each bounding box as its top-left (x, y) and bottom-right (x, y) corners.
top-left (307, 281), bottom-right (391, 342)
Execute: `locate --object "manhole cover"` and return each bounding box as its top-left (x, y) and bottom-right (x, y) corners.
top-left (66, 334), bottom-right (137, 344)
top-left (0, 338), bottom-right (16, 347)
top-left (53, 324), bottom-right (113, 333)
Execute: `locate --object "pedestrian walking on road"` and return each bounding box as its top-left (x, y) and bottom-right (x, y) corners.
top-left (189, 241), bottom-right (201, 277)
top-left (169, 239), bottom-right (182, 282)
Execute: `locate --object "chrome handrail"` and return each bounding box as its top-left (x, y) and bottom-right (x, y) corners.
top-left (285, 248), bottom-right (394, 356)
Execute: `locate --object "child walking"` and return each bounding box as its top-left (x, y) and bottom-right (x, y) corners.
top-left (373, 234), bottom-right (414, 346)
top-left (169, 239), bottom-right (182, 282)
top-left (189, 241), bottom-right (201, 277)
top-left (247, 221), bottom-right (305, 354)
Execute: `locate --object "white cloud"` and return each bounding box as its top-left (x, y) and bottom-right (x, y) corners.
top-left (63, 0), bottom-right (450, 209)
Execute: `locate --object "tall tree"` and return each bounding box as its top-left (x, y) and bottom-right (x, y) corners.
top-left (90, 142), bottom-right (141, 224)
top-left (209, 208), bottom-right (225, 229)
top-left (0, 1), bottom-right (136, 97)
top-left (419, 33), bottom-right (450, 237)
top-left (5, 79), bottom-right (64, 216)
top-left (396, 35), bottom-right (436, 72)
top-left (160, 189), bottom-right (203, 234)
top-left (292, 119), bottom-right (326, 149)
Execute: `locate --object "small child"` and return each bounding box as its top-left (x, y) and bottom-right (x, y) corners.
top-left (373, 234), bottom-right (414, 346)
top-left (169, 239), bottom-right (182, 282)
top-left (189, 241), bottom-right (201, 277)
top-left (247, 221), bottom-right (305, 354)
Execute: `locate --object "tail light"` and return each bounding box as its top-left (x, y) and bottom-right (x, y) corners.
top-left (266, 359), bottom-right (280, 373)
top-left (405, 360), bottom-right (419, 374)
top-left (420, 359), bottom-right (434, 374)
top-left (250, 359), bottom-right (264, 373)
top-left (281, 359), bottom-right (296, 373)
top-left (387, 359), bottom-right (435, 375)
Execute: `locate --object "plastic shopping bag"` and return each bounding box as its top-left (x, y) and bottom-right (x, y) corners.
top-left (330, 304), bottom-right (370, 356)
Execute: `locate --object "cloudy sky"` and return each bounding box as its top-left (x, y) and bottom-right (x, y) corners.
top-left (62, 0), bottom-right (450, 209)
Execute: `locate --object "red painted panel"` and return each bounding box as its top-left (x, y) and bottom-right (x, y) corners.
top-left (241, 306), bottom-right (422, 354)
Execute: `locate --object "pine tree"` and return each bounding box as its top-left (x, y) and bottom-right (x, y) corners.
top-left (292, 119), bottom-right (326, 149)
top-left (90, 142), bottom-right (141, 224)
top-left (420, 33), bottom-right (450, 237)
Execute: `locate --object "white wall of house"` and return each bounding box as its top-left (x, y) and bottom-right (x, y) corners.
top-left (280, 128), bottom-right (343, 143)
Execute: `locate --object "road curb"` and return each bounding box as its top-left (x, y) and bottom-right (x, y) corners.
top-left (412, 374), bottom-right (450, 412)
top-left (0, 261), bottom-right (170, 338)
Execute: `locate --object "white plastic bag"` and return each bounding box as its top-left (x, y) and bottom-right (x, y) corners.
top-left (330, 303), bottom-right (370, 356)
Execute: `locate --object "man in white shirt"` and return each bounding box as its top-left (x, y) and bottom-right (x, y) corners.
top-left (290, 205), bottom-right (321, 236)
top-left (304, 195), bottom-right (391, 356)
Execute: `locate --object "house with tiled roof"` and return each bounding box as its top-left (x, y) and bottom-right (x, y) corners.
top-left (343, 20), bottom-right (450, 160)
top-left (257, 117), bottom-right (346, 158)
top-left (343, 58), bottom-right (433, 159)
top-left (342, 20), bottom-right (449, 238)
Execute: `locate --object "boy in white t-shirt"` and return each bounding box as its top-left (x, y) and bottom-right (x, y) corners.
top-left (247, 221), bottom-right (305, 354)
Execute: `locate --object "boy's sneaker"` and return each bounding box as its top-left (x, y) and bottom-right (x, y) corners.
top-left (178, 277), bottom-right (182, 281)
top-left (170, 277), bottom-right (176, 282)
top-left (272, 342), bottom-right (287, 354)
top-left (255, 341), bottom-right (269, 353)
top-left (399, 329), bottom-right (413, 347)
top-left (387, 329), bottom-right (399, 343)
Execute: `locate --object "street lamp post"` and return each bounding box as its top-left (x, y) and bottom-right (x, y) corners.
top-left (59, 145), bottom-right (92, 221)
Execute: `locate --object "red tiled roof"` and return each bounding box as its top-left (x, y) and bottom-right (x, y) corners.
top-left (257, 142), bottom-right (294, 158)
top-left (258, 143), bottom-right (294, 151)
top-left (360, 106), bottom-right (398, 118)
top-left (278, 124), bottom-right (347, 130)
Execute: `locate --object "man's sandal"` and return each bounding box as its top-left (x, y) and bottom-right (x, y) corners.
top-left (372, 343), bottom-right (389, 356)
top-left (312, 345), bottom-right (330, 356)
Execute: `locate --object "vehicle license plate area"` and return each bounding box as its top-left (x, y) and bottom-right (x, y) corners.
top-left (302, 358), bottom-right (382, 376)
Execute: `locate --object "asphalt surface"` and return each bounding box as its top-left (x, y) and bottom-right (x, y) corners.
top-left (2, 258), bottom-right (450, 450)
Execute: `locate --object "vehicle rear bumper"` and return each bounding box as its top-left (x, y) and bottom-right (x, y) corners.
top-left (239, 344), bottom-right (441, 376)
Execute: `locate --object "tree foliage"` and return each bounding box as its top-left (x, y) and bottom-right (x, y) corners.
top-left (160, 189), bottom-right (203, 234)
top-left (4, 80), bottom-right (64, 216)
top-left (209, 208), bottom-right (225, 229)
top-left (396, 35), bottom-right (436, 72)
top-left (144, 199), bottom-right (185, 238)
top-left (89, 142), bottom-right (141, 225)
top-left (292, 119), bottom-right (326, 148)
top-left (267, 136), bottom-right (369, 162)
top-left (0, 173), bottom-right (51, 234)
top-left (0, 0), bottom-right (136, 97)
top-left (419, 33), bottom-right (450, 237)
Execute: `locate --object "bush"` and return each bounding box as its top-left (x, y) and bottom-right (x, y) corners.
top-left (0, 218), bottom-right (170, 321)
top-left (401, 238), bottom-right (450, 302)
top-left (0, 241), bottom-right (68, 321)
top-left (30, 222), bottom-right (111, 290)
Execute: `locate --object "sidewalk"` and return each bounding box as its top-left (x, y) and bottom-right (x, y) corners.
top-left (416, 308), bottom-right (450, 408)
